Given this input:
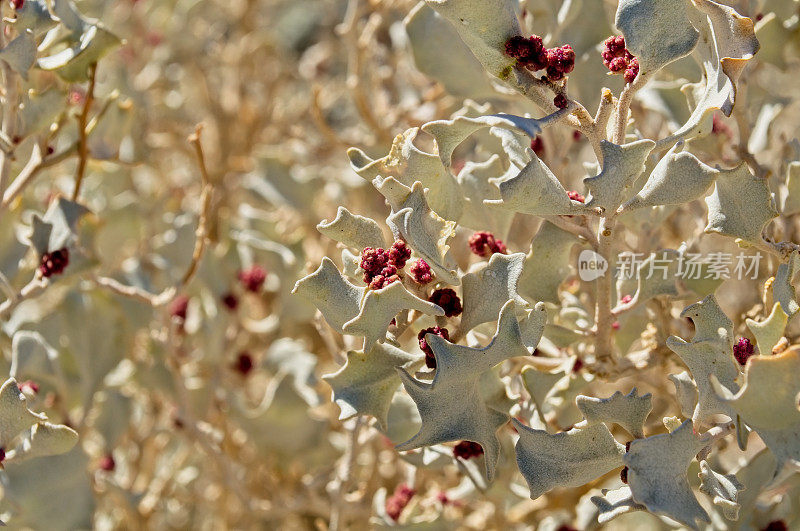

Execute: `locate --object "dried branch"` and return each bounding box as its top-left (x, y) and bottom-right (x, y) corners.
top-left (72, 63), bottom-right (98, 201)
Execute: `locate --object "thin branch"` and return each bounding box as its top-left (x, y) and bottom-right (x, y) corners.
top-left (0, 276), bottom-right (48, 320)
top-left (92, 124), bottom-right (214, 306)
top-left (544, 215), bottom-right (599, 249)
top-left (71, 63), bottom-right (98, 201)
top-left (612, 72), bottom-right (649, 145)
top-left (180, 124), bottom-right (213, 287)
top-left (0, 17), bottom-right (20, 220)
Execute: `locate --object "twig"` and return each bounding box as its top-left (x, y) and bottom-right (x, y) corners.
top-left (0, 276), bottom-right (48, 320)
top-left (93, 124), bottom-right (214, 306)
top-left (71, 63), bottom-right (98, 201)
top-left (612, 72), bottom-right (649, 145)
top-left (594, 216), bottom-right (617, 360)
top-left (180, 124), bottom-right (213, 287)
top-left (0, 17), bottom-right (20, 221)
top-left (329, 416), bottom-right (363, 531)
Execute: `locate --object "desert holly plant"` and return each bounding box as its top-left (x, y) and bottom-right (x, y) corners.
top-left (295, 0), bottom-right (800, 529)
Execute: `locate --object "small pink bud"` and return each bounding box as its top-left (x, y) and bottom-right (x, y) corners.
top-left (99, 454), bottom-right (115, 471)
top-left (238, 265), bottom-right (267, 293)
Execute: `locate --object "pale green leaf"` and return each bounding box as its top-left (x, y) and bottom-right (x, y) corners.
top-left (773, 250), bottom-right (800, 317)
top-left (576, 388), bottom-right (653, 439)
top-left (427, 300), bottom-right (530, 383)
top-left (486, 155), bottom-right (589, 217)
top-left (342, 281), bottom-right (444, 349)
top-left (405, 4), bottom-right (498, 99)
top-left (386, 182), bottom-right (459, 284)
top-left (615, 0), bottom-right (699, 74)
top-left (460, 252), bottom-right (527, 332)
top-left (424, 0), bottom-right (520, 78)
top-left (621, 142), bottom-right (718, 212)
top-left (698, 461), bottom-right (743, 521)
top-left (746, 302), bottom-right (788, 355)
top-left (0, 379), bottom-right (47, 448)
top-left (0, 31), bottom-right (37, 81)
top-left (704, 163), bottom-right (777, 244)
top-left (514, 421), bottom-right (625, 500)
top-left (323, 343), bottom-right (421, 429)
top-left (624, 420), bottom-right (710, 528)
top-left (584, 140), bottom-right (655, 214)
top-left (316, 207), bottom-right (386, 250)
top-left (517, 222), bottom-right (579, 305)
top-left (291, 257), bottom-right (365, 332)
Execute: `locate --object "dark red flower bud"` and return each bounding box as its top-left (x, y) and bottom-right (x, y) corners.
top-left (238, 265), bottom-right (267, 293)
top-left (221, 292), bottom-right (238, 311)
top-left (39, 248), bottom-right (69, 277)
top-left (762, 521), bottom-right (788, 531)
top-left (409, 259), bottom-right (433, 284)
top-left (733, 337), bottom-right (755, 365)
top-left (418, 326), bottom-right (450, 368)
top-left (505, 35), bottom-right (548, 70)
top-left (234, 352), bottom-right (254, 376)
top-left (429, 288), bottom-right (462, 317)
top-left (99, 454), bottom-right (115, 471)
top-left (468, 231), bottom-right (507, 257)
top-left (530, 136), bottom-right (545, 156)
top-left (624, 57), bottom-right (639, 84)
top-left (388, 240), bottom-right (412, 269)
top-left (554, 93), bottom-right (568, 109)
top-left (453, 440), bottom-right (484, 460)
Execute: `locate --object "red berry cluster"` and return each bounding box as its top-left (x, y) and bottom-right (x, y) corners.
top-left (39, 248), bottom-right (69, 278)
top-left (545, 45), bottom-right (576, 81)
top-left (602, 36), bottom-right (639, 83)
top-left (567, 190), bottom-right (585, 203)
top-left (360, 241), bottom-right (411, 290)
top-left (409, 259), bottom-right (433, 284)
top-left (452, 440), bottom-right (484, 460)
top-left (468, 231), bottom-right (507, 258)
top-left (238, 265), bottom-right (267, 293)
top-left (504, 36), bottom-right (575, 82)
top-left (504, 35), bottom-right (547, 70)
top-left (418, 326), bottom-right (450, 368)
top-left (428, 288), bottom-right (462, 317)
top-left (385, 483), bottom-right (416, 521)
top-left (733, 337), bottom-right (755, 365)
top-left (388, 240), bottom-right (411, 269)
top-left (620, 294), bottom-right (632, 304)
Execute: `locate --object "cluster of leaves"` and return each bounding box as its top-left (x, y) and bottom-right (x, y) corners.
top-left (293, 0), bottom-right (800, 528)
